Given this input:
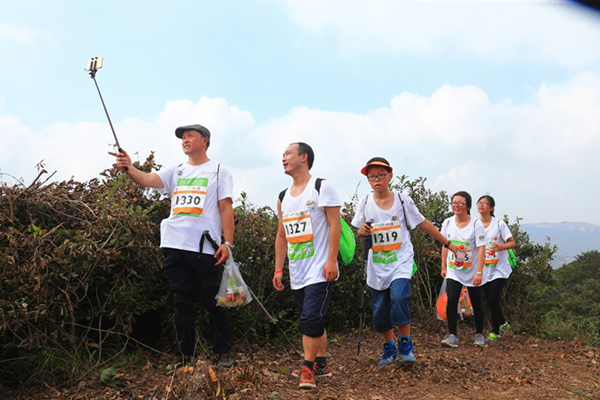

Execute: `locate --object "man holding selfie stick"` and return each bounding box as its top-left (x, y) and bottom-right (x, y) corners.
top-left (116, 124), bottom-right (235, 370)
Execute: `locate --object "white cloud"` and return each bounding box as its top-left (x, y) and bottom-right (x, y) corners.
top-left (0, 23), bottom-right (40, 43)
top-left (282, 0), bottom-right (600, 67)
top-left (2, 72), bottom-right (599, 224)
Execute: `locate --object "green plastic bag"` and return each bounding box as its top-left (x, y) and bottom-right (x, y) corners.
top-left (412, 259), bottom-right (417, 277)
top-left (508, 249), bottom-right (517, 268)
top-left (339, 218), bottom-right (356, 265)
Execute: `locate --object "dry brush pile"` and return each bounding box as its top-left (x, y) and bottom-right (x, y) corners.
top-left (1, 155), bottom-right (170, 385)
top-left (0, 157), bottom-right (556, 389)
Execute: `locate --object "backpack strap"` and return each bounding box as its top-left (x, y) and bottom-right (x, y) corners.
top-left (199, 163), bottom-right (221, 255)
top-left (216, 163), bottom-right (221, 201)
top-left (497, 218), bottom-right (509, 242)
top-left (279, 177), bottom-right (324, 204)
top-left (315, 178), bottom-right (324, 194)
top-left (278, 188), bottom-right (287, 203)
top-left (397, 192), bottom-right (410, 230)
top-left (360, 193), bottom-right (369, 211)
top-left (199, 230), bottom-right (219, 255)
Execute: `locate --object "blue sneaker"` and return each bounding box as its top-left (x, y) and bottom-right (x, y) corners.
top-left (377, 341), bottom-right (398, 366)
top-left (398, 336), bottom-right (416, 363)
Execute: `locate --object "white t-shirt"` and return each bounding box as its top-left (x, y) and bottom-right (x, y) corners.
top-left (280, 177), bottom-right (341, 290)
top-left (351, 192), bottom-right (425, 291)
top-left (441, 216), bottom-right (487, 287)
top-left (157, 160), bottom-right (233, 254)
top-left (481, 217), bottom-right (513, 281)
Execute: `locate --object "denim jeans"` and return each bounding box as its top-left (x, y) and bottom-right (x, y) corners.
top-left (371, 278), bottom-right (411, 332)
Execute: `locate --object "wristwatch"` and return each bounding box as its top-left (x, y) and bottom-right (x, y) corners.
top-left (443, 240), bottom-right (452, 248)
top-left (224, 241), bottom-right (235, 250)
top-left (476, 271), bottom-right (483, 276)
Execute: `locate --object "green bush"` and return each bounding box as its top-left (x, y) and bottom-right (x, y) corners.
top-left (539, 251), bottom-right (600, 347)
top-left (0, 155), bottom-right (169, 385)
top-left (0, 158), bottom-right (570, 387)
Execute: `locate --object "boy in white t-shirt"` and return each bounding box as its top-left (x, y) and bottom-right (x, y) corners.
top-left (352, 158), bottom-right (458, 366)
top-left (272, 142), bottom-right (341, 389)
top-left (116, 124), bottom-right (235, 370)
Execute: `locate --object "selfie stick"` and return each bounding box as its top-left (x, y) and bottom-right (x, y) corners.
top-left (85, 57), bottom-right (128, 171)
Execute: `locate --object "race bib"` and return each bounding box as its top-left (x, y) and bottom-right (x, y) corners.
top-left (173, 177), bottom-right (208, 217)
top-left (371, 220), bottom-right (403, 252)
top-left (485, 243), bottom-right (500, 266)
top-left (282, 210), bottom-right (314, 244)
top-left (448, 240), bottom-right (472, 270)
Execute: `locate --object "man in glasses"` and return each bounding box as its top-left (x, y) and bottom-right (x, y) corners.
top-left (116, 124), bottom-right (235, 370)
top-left (352, 157), bottom-right (457, 366)
top-left (272, 142), bottom-right (341, 389)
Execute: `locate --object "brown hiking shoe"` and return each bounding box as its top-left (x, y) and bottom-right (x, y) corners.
top-left (217, 353), bottom-right (235, 369)
top-left (298, 366), bottom-right (316, 389)
top-left (292, 363), bottom-right (332, 378)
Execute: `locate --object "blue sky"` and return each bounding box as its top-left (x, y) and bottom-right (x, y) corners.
top-left (2, 0), bottom-right (600, 225)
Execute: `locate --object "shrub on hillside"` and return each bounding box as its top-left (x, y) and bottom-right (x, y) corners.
top-left (0, 158), bottom-right (562, 387)
top-left (0, 155), bottom-right (170, 385)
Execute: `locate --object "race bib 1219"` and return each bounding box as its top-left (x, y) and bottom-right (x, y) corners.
top-left (371, 220), bottom-right (403, 252)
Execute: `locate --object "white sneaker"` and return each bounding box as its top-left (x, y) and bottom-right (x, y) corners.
top-left (474, 333), bottom-right (485, 347)
top-left (441, 334), bottom-right (458, 348)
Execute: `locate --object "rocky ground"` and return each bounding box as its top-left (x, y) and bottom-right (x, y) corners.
top-left (8, 324), bottom-right (600, 399)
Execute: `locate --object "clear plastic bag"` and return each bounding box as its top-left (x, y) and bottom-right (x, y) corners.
top-left (435, 278), bottom-right (473, 321)
top-left (216, 251), bottom-right (253, 308)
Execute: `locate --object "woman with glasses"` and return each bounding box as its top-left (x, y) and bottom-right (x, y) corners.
top-left (352, 157), bottom-right (458, 366)
top-left (477, 195), bottom-right (515, 342)
top-left (440, 191), bottom-right (487, 347)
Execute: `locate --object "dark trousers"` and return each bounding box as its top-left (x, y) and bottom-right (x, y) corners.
top-left (291, 282), bottom-right (333, 338)
top-left (446, 278), bottom-right (484, 336)
top-left (483, 278), bottom-right (507, 334)
top-left (162, 248), bottom-right (231, 356)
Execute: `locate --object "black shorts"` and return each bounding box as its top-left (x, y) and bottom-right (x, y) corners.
top-left (291, 282), bottom-right (333, 338)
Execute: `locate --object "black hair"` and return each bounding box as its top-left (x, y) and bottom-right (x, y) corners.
top-left (365, 157), bottom-right (392, 173)
top-left (478, 195), bottom-right (496, 217)
top-left (452, 191), bottom-right (472, 215)
top-left (292, 142), bottom-right (314, 170)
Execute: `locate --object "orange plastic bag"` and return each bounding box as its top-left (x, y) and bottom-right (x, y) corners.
top-left (435, 279), bottom-right (473, 321)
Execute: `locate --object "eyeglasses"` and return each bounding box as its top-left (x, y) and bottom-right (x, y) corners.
top-left (367, 173), bottom-right (389, 181)
top-left (451, 202), bottom-right (466, 207)
top-left (477, 202), bottom-right (490, 206)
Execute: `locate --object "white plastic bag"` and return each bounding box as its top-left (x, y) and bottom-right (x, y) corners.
top-left (435, 278), bottom-right (449, 321)
top-left (435, 278), bottom-right (473, 321)
top-left (216, 251), bottom-right (253, 308)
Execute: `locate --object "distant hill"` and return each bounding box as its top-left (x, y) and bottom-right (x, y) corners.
top-left (521, 222), bottom-right (600, 268)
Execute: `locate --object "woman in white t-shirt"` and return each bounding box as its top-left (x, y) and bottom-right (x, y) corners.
top-left (440, 191), bottom-right (487, 348)
top-left (477, 195), bottom-right (515, 342)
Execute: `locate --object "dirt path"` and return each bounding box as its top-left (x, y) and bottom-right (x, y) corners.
top-left (12, 325), bottom-right (600, 399)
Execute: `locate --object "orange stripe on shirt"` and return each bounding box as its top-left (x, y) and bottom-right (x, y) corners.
top-left (286, 234), bottom-right (313, 244)
top-left (173, 190), bottom-right (206, 195)
top-left (372, 225), bottom-right (400, 232)
top-left (282, 214), bottom-right (311, 223)
top-left (372, 242), bottom-right (403, 252)
top-left (174, 206), bottom-right (203, 214)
